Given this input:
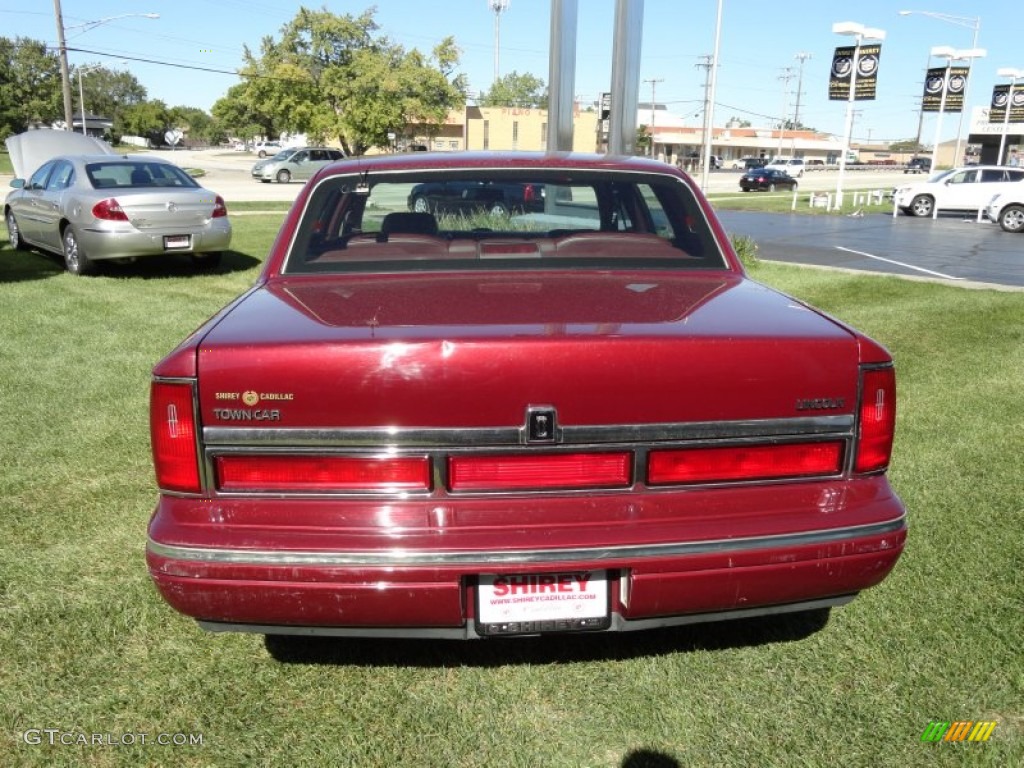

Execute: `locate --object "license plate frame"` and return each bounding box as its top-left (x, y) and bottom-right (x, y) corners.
top-left (476, 570), bottom-right (610, 636)
top-left (163, 235), bottom-right (192, 250)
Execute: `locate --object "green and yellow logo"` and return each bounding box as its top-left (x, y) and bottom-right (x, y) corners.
top-left (921, 721), bottom-right (997, 742)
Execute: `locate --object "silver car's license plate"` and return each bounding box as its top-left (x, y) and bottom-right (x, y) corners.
top-left (164, 235), bottom-right (191, 250)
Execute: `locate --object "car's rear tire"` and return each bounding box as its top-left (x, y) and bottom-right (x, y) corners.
top-left (5, 209), bottom-right (28, 251)
top-left (411, 195), bottom-right (429, 213)
top-left (997, 204), bottom-right (1024, 233)
top-left (276, 169), bottom-right (291, 183)
top-left (62, 225), bottom-right (95, 275)
top-left (191, 252), bottom-right (222, 269)
top-left (909, 194), bottom-right (934, 217)
top-left (258, 150), bottom-right (268, 158)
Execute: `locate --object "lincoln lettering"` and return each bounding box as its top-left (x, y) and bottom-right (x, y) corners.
top-left (213, 409), bottom-right (281, 421)
top-left (491, 572), bottom-right (592, 596)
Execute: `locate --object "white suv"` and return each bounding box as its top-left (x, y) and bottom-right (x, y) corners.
top-left (985, 189), bottom-right (1024, 232)
top-left (893, 165), bottom-right (1024, 217)
top-left (765, 158), bottom-right (805, 178)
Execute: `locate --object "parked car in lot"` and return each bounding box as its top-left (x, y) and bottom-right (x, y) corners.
top-left (146, 150), bottom-right (905, 641)
top-left (732, 157), bottom-right (767, 171)
top-left (765, 157), bottom-right (805, 177)
top-left (407, 180), bottom-right (545, 216)
top-left (251, 147), bottom-right (346, 183)
top-left (892, 165), bottom-right (1024, 217)
top-left (252, 141), bottom-right (282, 158)
top-left (5, 145), bottom-right (230, 275)
top-left (984, 189), bottom-right (1024, 232)
top-left (739, 167), bottom-right (799, 192)
top-left (904, 157), bottom-right (932, 174)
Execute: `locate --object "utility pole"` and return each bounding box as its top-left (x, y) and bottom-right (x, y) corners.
top-left (777, 66), bottom-right (795, 156)
top-left (696, 54), bottom-right (713, 169)
top-left (53, 0), bottom-right (73, 131)
top-left (643, 77), bottom-right (663, 157)
top-left (792, 52), bottom-right (812, 127)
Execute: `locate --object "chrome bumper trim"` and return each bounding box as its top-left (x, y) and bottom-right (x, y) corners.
top-left (203, 415), bottom-right (854, 448)
top-left (149, 514), bottom-right (905, 568)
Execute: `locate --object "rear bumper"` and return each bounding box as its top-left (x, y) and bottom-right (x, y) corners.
top-left (80, 219), bottom-right (232, 260)
top-left (146, 510), bottom-right (906, 638)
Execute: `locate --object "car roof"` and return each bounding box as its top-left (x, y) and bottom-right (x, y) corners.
top-left (316, 150), bottom-right (683, 176)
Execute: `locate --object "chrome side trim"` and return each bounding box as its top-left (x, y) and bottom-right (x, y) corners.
top-left (149, 514), bottom-right (905, 568)
top-left (203, 415), bottom-right (854, 448)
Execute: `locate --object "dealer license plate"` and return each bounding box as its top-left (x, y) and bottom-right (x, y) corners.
top-left (476, 570), bottom-right (610, 636)
top-left (164, 235), bottom-right (191, 250)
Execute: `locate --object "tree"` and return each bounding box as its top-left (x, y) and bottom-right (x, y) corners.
top-left (169, 106), bottom-right (224, 146)
top-left (636, 124), bottom-right (651, 155)
top-left (0, 37), bottom-right (62, 139)
top-left (116, 100), bottom-right (170, 143)
top-left (211, 83), bottom-right (275, 141)
top-left (226, 7), bottom-right (467, 154)
top-left (71, 63), bottom-right (147, 141)
top-left (479, 71), bottom-right (547, 108)
top-left (889, 139), bottom-right (925, 152)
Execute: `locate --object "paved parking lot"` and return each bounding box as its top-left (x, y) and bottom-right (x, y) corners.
top-left (718, 209), bottom-right (1023, 290)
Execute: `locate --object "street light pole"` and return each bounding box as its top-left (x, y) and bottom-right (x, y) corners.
top-left (899, 10), bottom-right (980, 166)
top-left (996, 68), bottom-right (1024, 164)
top-left (76, 65), bottom-right (101, 136)
top-left (927, 45), bottom-right (986, 169)
top-left (832, 21), bottom-right (886, 210)
top-left (51, 8), bottom-right (159, 132)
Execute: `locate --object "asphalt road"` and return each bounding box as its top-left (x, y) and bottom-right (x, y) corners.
top-left (717, 209), bottom-right (1023, 290)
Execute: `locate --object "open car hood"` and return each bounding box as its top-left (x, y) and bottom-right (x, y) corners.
top-left (5, 128), bottom-right (115, 179)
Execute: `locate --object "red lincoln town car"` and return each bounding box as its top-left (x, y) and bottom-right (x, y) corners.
top-left (146, 151), bottom-right (906, 640)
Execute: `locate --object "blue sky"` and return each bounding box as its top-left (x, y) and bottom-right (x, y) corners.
top-left (3, 1), bottom-right (1016, 145)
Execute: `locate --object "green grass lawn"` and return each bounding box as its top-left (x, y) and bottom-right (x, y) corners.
top-left (708, 185), bottom-right (895, 215)
top-left (0, 214), bottom-right (1021, 766)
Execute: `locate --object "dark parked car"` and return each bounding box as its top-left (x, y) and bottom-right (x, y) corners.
top-left (904, 157), bottom-right (932, 174)
top-left (146, 151), bottom-right (905, 641)
top-left (407, 180), bottom-right (545, 216)
top-left (739, 168), bottom-right (799, 192)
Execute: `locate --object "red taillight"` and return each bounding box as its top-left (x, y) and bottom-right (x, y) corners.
top-left (91, 198), bottom-right (129, 221)
top-left (212, 195), bottom-right (228, 218)
top-left (150, 381), bottom-right (201, 493)
top-left (448, 452), bottom-right (631, 491)
top-left (855, 366), bottom-right (896, 473)
top-left (215, 455), bottom-right (431, 492)
top-left (648, 441), bottom-right (844, 485)
top-left (522, 184), bottom-right (536, 202)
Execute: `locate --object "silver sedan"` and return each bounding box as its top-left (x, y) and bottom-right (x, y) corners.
top-left (4, 154), bottom-right (232, 275)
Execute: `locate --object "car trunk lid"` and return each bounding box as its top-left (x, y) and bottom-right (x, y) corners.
top-left (192, 273), bottom-right (861, 430)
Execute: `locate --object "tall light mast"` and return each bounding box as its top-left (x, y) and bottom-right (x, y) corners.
top-left (489, 0), bottom-right (510, 85)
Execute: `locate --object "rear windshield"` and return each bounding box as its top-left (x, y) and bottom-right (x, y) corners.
top-left (85, 162), bottom-right (198, 190)
top-left (285, 168), bottom-right (727, 274)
